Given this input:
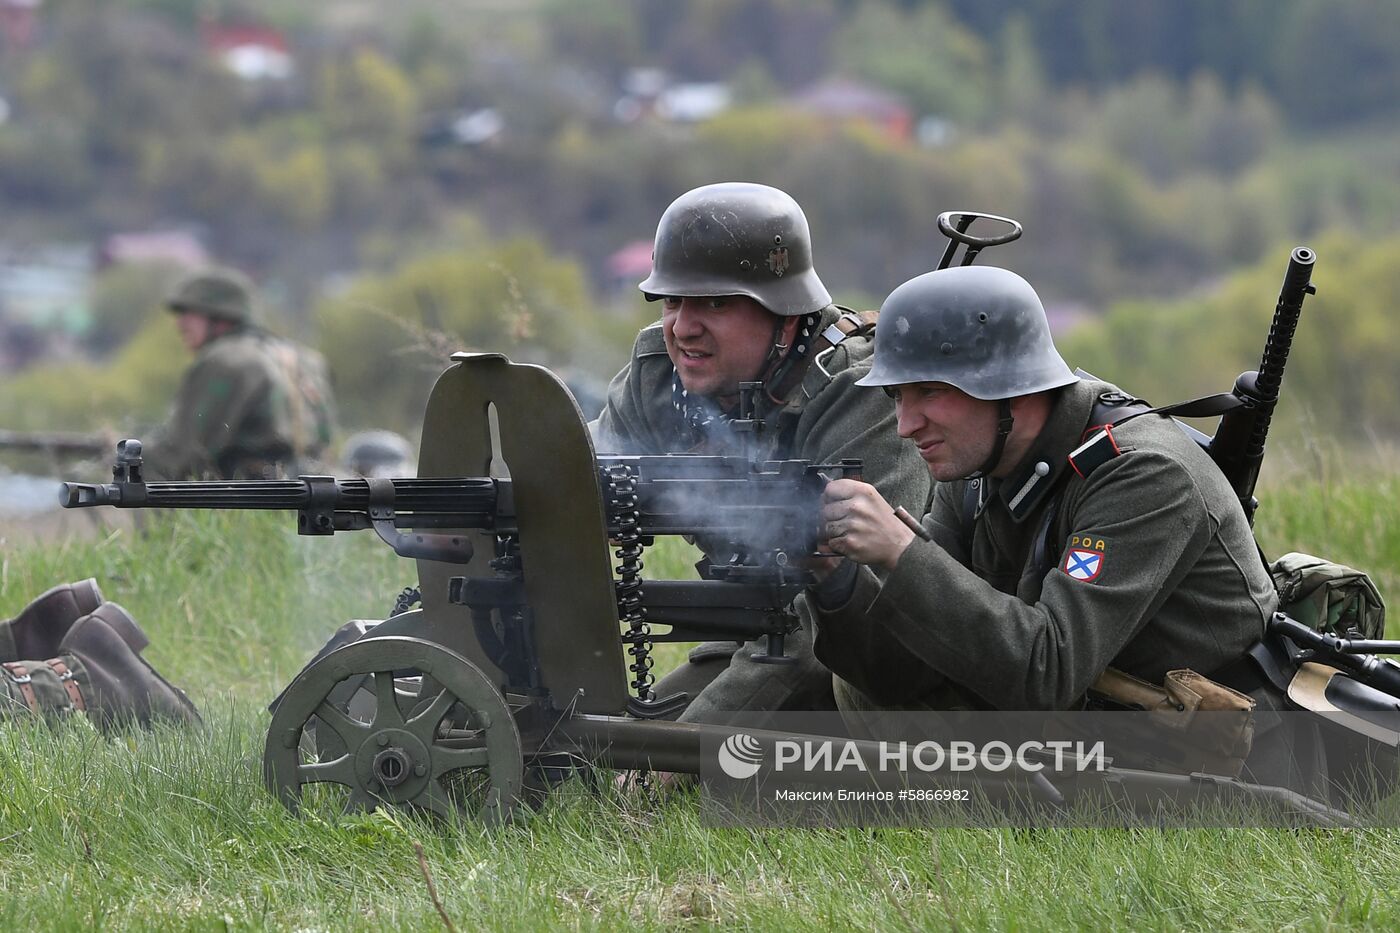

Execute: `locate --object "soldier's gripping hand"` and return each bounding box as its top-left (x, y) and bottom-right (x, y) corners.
top-left (818, 478), bottom-right (915, 572)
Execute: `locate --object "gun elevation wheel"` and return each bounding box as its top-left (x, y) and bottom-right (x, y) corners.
top-left (264, 635), bottom-right (523, 825)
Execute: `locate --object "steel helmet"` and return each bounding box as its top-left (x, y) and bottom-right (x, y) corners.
top-left (341, 430), bottom-right (415, 478)
top-left (638, 182), bottom-right (832, 317)
top-left (857, 266), bottom-right (1078, 399)
top-left (166, 268), bottom-right (256, 325)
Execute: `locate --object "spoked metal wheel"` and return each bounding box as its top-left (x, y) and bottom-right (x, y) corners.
top-left (263, 636), bottom-right (523, 826)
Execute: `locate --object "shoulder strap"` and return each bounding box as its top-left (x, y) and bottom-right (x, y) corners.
top-left (767, 308), bottom-right (877, 403)
top-left (1069, 389), bottom-right (1240, 480)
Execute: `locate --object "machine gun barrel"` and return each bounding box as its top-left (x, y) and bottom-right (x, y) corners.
top-left (60, 444), bottom-right (857, 562)
top-left (60, 476), bottom-right (499, 518)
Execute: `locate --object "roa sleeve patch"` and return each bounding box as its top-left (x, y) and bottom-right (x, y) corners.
top-left (1061, 535), bottom-right (1107, 582)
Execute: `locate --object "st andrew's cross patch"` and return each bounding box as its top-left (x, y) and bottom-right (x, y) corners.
top-left (1061, 535), bottom-right (1107, 582)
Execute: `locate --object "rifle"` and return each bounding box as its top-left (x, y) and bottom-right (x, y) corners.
top-left (0, 428), bottom-right (112, 458)
top-left (1208, 246), bottom-right (1318, 524)
top-left (1267, 615), bottom-right (1400, 699)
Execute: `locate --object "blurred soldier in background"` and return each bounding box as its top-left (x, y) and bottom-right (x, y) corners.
top-left (592, 182), bottom-right (929, 724)
top-left (141, 268), bottom-right (337, 480)
top-left (341, 429), bottom-right (416, 478)
top-left (1, 579), bottom-right (200, 730)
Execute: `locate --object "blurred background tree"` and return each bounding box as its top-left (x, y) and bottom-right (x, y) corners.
top-left (0, 0), bottom-right (1396, 458)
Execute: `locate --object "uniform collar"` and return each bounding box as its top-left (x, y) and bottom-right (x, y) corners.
top-left (994, 380), bottom-right (1100, 522)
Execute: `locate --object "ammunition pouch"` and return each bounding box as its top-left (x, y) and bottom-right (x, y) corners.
top-left (1085, 667), bottom-right (1257, 777)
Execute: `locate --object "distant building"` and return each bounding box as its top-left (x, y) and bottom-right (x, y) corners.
top-left (656, 83), bottom-right (731, 123)
top-left (0, 243), bottom-right (92, 356)
top-left (605, 240), bottom-right (654, 293)
top-left (420, 107), bottom-right (504, 148)
top-left (614, 68), bottom-right (731, 125)
top-left (201, 23), bottom-right (294, 81)
top-left (99, 229), bottom-right (209, 269)
top-left (0, 0), bottom-right (40, 52)
top-left (791, 77), bottom-right (912, 141)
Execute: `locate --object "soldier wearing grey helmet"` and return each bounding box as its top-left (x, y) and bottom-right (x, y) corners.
top-left (592, 182), bottom-right (929, 725)
top-left (807, 265), bottom-right (1275, 715)
top-left (341, 429), bottom-right (415, 478)
top-left (142, 268), bottom-right (336, 480)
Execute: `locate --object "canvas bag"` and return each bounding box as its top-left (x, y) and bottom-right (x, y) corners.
top-left (1270, 552), bottom-right (1386, 639)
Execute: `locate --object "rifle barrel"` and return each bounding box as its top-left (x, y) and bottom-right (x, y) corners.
top-left (0, 429), bottom-right (109, 455)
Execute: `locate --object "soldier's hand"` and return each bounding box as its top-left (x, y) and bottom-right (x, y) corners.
top-left (819, 478), bottom-right (915, 571)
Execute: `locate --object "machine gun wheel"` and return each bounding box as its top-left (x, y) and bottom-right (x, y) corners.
top-left (263, 636), bottom-right (523, 826)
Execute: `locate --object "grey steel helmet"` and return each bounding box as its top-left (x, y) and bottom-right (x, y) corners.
top-left (857, 266), bottom-right (1078, 399)
top-left (638, 182), bottom-right (833, 317)
top-left (341, 430), bottom-right (415, 478)
top-left (165, 268), bottom-right (256, 325)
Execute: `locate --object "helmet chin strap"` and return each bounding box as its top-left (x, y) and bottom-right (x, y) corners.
top-left (764, 316), bottom-right (790, 363)
top-left (966, 398), bottom-right (1014, 480)
top-left (758, 312), bottom-right (820, 401)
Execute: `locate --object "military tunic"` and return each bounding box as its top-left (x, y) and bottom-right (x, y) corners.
top-left (593, 306), bottom-right (931, 722)
top-left (143, 328), bottom-right (302, 480)
top-left (809, 378), bottom-right (1277, 711)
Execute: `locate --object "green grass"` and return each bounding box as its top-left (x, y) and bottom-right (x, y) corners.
top-left (0, 480), bottom-right (1398, 930)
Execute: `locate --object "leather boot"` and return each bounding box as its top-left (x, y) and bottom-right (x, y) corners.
top-left (0, 578), bottom-right (103, 661)
top-left (58, 613), bottom-right (202, 730)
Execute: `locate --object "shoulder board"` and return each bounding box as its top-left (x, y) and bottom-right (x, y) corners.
top-left (635, 322), bottom-right (667, 357)
top-left (1068, 426), bottom-right (1124, 479)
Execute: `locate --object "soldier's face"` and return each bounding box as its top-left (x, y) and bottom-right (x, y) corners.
top-left (174, 311), bottom-right (214, 351)
top-left (661, 295), bottom-right (796, 408)
top-left (892, 382), bottom-right (1000, 481)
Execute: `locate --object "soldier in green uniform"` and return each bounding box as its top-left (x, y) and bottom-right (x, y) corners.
top-left (1, 579), bottom-right (201, 729)
top-left (807, 265), bottom-right (1276, 713)
top-left (592, 182), bottom-right (930, 723)
top-left (142, 268), bottom-right (336, 480)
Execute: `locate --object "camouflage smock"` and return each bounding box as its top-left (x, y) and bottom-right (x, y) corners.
top-left (143, 328), bottom-right (301, 480)
top-left (809, 377), bottom-right (1277, 711)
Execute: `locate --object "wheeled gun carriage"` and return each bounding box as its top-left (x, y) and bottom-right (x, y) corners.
top-left (57, 236), bottom-right (1398, 828)
top-left (55, 351), bottom-right (1350, 826)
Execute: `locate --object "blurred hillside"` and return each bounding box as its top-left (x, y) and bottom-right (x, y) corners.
top-left (0, 0), bottom-right (1396, 444)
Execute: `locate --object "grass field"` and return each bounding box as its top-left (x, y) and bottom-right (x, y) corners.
top-left (1, 469), bottom-right (1399, 930)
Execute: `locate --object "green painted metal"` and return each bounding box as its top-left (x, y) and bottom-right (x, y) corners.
top-left (412, 353), bottom-right (629, 714)
top-left (263, 635), bottom-right (523, 825)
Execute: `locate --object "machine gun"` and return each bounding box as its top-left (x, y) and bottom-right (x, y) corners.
top-left (61, 361), bottom-right (861, 717)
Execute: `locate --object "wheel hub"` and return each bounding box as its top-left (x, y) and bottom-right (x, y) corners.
top-left (356, 727), bottom-right (430, 801)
